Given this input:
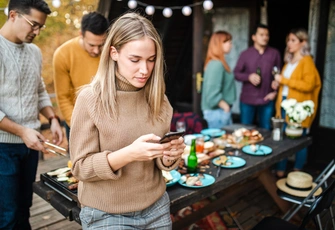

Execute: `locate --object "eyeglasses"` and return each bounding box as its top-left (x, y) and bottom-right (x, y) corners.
top-left (19, 13), bottom-right (46, 31)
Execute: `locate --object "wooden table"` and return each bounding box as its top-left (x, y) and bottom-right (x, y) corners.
top-left (33, 133), bottom-right (312, 228)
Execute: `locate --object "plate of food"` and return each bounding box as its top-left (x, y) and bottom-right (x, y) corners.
top-left (212, 155), bottom-right (246, 168)
top-left (220, 128), bottom-right (264, 148)
top-left (201, 128), bottom-right (226, 137)
top-left (178, 173), bottom-right (215, 188)
top-left (162, 170), bottom-right (181, 187)
top-left (242, 144), bottom-right (272, 156)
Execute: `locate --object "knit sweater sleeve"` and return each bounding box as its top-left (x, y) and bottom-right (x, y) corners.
top-left (37, 77), bottom-right (52, 110)
top-left (53, 46), bottom-right (74, 126)
top-left (154, 95), bottom-right (181, 170)
top-left (280, 56), bottom-right (319, 93)
top-left (33, 45), bottom-right (52, 110)
top-left (70, 87), bottom-right (122, 182)
top-left (202, 60), bottom-right (225, 109)
top-left (0, 57), bottom-right (4, 121)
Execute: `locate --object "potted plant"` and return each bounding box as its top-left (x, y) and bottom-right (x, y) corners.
top-left (281, 99), bottom-right (314, 138)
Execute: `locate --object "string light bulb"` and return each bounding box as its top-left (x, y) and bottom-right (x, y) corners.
top-left (162, 7), bottom-right (172, 18)
top-left (52, 0), bottom-right (61, 8)
top-left (126, 1), bottom-right (215, 17)
top-left (145, 5), bottom-right (155, 15)
top-left (4, 7), bottom-right (8, 16)
top-left (182, 6), bottom-right (192, 16)
top-left (203, 0), bottom-right (213, 10)
top-left (128, 0), bottom-right (137, 9)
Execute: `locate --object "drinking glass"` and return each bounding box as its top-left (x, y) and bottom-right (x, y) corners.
top-left (272, 66), bottom-right (280, 76)
top-left (176, 121), bottom-right (186, 132)
top-left (196, 136), bottom-right (204, 153)
top-left (234, 149), bottom-right (242, 156)
top-left (233, 130), bottom-right (243, 156)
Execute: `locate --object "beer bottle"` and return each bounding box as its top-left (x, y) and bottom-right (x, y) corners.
top-left (256, 67), bottom-right (262, 88)
top-left (187, 139), bottom-right (198, 173)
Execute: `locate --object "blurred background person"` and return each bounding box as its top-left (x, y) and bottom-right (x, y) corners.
top-left (201, 31), bottom-right (236, 129)
top-left (53, 12), bottom-right (109, 142)
top-left (234, 24), bottom-right (281, 130)
top-left (0, 0), bottom-right (63, 228)
top-left (274, 28), bottom-right (321, 178)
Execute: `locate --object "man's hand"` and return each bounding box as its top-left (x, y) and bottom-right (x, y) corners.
top-left (271, 80), bottom-right (279, 90)
top-left (19, 127), bottom-right (48, 153)
top-left (264, 91), bottom-right (277, 101)
top-left (248, 73), bottom-right (261, 86)
top-left (274, 74), bottom-right (282, 82)
top-left (219, 100), bottom-right (230, 112)
top-left (50, 120), bottom-right (64, 145)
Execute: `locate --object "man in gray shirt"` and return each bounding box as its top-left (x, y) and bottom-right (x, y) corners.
top-left (0, 0), bottom-right (63, 228)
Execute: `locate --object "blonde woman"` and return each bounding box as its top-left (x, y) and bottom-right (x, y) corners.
top-left (201, 31), bottom-right (236, 129)
top-left (70, 13), bottom-right (185, 229)
top-left (274, 28), bottom-right (321, 178)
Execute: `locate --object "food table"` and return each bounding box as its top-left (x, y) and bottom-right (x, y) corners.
top-left (33, 127), bottom-right (312, 228)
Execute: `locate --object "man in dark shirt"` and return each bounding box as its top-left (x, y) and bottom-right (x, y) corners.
top-left (234, 24), bottom-right (281, 130)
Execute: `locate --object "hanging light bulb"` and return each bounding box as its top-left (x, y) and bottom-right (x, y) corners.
top-left (4, 7), bottom-right (8, 16)
top-left (203, 0), bottom-right (213, 10)
top-left (52, 0), bottom-right (61, 8)
top-left (162, 7), bottom-right (172, 18)
top-left (128, 0), bottom-right (137, 9)
top-left (182, 6), bottom-right (192, 16)
top-left (145, 5), bottom-right (155, 15)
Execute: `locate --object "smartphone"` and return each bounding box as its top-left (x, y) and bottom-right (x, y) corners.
top-left (159, 131), bottom-right (185, 144)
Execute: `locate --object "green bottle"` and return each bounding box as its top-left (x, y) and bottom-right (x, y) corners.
top-left (256, 67), bottom-right (262, 88)
top-left (187, 139), bottom-right (198, 173)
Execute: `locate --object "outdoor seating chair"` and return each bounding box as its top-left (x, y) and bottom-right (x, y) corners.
top-left (252, 179), bottom-right (335, 230)
top-left (277, 159), bottom-right (335, 229)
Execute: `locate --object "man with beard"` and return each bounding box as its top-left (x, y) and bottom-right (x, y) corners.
top-left (53, 12), bottom-right (109, 142)
top-left (234, 24), bottom-right (281, 130)
top-left (0, 0), bottom-right (63, 228)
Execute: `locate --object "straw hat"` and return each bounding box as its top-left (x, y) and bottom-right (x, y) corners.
top-left (276, 171), bottom-right (322, 197)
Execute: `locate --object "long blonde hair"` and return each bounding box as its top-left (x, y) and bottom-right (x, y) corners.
top-left (284, 28), bottom-right (311, 63)
top-left (90, 12), bottom-right (166, 121)
top-left (204, 31), bottom-right (232, 72)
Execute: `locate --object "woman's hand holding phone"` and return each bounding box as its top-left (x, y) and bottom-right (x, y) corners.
top-left (159, 131), bottom-right (186, 165)
top-left (159, 131), bottom-right (185, 143)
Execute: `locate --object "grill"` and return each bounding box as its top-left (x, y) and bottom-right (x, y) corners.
top-left (40, 172), bottom-right (79, 204)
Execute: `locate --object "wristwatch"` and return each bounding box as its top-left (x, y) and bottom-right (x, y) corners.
top-left (48, 115), bottom-right (61, 125)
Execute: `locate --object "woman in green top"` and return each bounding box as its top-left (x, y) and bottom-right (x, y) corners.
top-left (201, 31), bottom-right (236, 129)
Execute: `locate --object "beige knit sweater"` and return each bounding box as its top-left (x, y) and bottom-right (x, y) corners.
top-left (70, 78), bottom-right (177, 213)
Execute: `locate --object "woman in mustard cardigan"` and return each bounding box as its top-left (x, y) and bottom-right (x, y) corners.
top-left (273, 28), bottom-right (321, 178)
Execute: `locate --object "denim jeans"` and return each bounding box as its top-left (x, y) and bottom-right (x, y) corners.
top-left (276, 96), bottom-right (307, 171)
top-left (0, 143), bottom-right (39, 230)
top-left (239, 101), bottom-right (274, 130)
top-left (276, 129), bottom-right (307, 171)
top-left (203, 108), bottom-right (232, 129)
top-left (65, 123), bottom-right (71, 155)
top-left (65, 122), bottom-right (70, 143)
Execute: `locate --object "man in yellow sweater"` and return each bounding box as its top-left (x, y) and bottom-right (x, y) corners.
top-left (53, 12), bottom-right (109, 141)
